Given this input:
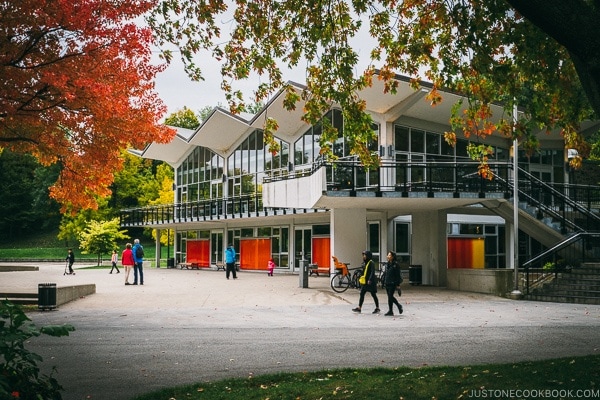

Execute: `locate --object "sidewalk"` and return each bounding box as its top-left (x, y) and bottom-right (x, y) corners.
top-left (0, 262), bottom-right (506, 311)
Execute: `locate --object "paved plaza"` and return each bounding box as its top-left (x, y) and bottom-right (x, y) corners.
top-left (1, 262), bottom-right (599, 400)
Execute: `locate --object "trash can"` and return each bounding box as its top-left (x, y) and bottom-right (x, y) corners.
top-left (299, 260), bottom-right (309, 288)
top-left (38, 283), bottom-right (57, 310)
top-left (408, 265), bottom-right (422, 285)
top-left (167, 258), bottom-right (175, 268)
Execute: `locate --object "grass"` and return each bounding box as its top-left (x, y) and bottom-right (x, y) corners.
top-left (133, 355), bottom-right (600, 400)
top-left (0, 230), bottom-right (172, 265)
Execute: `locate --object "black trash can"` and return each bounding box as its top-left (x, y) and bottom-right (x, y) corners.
top-left (38, 283), bottom-right (57, 310)
top-left (408, 265), bottom-right (422, 286)
top-left (167, 258), bottom-right (175, 268)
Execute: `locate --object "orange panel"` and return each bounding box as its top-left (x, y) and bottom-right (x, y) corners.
top-left (186, 240), bottom-right (210, 267)
top-left (447, 237), bottom-right (484, 269)
top-left (240, 238), bottom-right (272, 270)
top-left (312, 237), bottom-right (331, 271)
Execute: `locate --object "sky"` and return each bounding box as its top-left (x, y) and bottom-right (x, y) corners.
top-left (153, 52), bottom-right (311, 117)
top-left (151, 14), bottom-right (377, 119)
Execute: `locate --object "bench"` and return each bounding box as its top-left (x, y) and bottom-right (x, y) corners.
top-left (309, 263), bottom-right (330, 276)
top-left (178, 261), bottom-right (201, 269)
top-left (215, 262), bottom-right (226, 271)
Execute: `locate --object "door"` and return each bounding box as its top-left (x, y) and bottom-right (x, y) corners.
top-left (530, 166), bottom-right (553, 206)
top-left (211, 231), bottom-right (223, 265)
top-left (294, 227), bottom-right (312, 272)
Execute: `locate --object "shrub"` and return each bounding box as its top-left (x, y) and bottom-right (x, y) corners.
top-left (0, 300), bottom-right (75, 399)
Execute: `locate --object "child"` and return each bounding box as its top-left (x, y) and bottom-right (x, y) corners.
top-left (267, 258), bottom-right (276, 276)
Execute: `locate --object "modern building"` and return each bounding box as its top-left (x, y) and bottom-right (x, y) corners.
top-left (121, 73), bottom-right (600, 296)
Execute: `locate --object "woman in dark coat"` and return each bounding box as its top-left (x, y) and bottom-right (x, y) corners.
top-left (352, 250), bottom-right (380, 314)
top-left (383, 251), bottom-right (403, 316)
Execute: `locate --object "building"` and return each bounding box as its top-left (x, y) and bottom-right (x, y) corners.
top-left (121, 73), bottom-right (600, 296)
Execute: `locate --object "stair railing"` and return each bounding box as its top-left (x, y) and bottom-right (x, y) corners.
top-left (520, 232), bottom-right (600, 294)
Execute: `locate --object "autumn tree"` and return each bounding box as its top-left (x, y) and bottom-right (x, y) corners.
top-left (79, 218), bottom-right (129, 266)
top-left (148, 0), bottom-right (597, 171)
top-left (0, 0), bottom-right (174, 211)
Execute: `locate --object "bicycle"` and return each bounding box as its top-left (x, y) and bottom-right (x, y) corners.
top-left (330, 265), bottom-right (363, 293)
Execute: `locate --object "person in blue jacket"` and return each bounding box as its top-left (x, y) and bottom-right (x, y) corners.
top-left (132, 238), bottom-right (144, 285)
top-left (225, 244), bottom-right (237, 280)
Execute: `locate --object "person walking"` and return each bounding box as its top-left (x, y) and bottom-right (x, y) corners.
top-left (352, 250), bottom-right (380, 314)
top-left (383, 251), bottom-right (403, 316)
top-left (132, 239), bottom-right (144, 285)
top-left (65, 248), bottom-right (75, 275)
top-left (225, 244), bottom-right (237, 279)
top-left (121, 243), bottom-right (135, 285)
top-left (110, 249), bottom-right (120, 274)
top-left (267, 258), bottom-right (276, 276)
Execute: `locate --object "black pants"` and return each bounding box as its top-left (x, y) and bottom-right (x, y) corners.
top-left (110, 262), bottom-right (120, 273)
top-left (385, 285), bottom-right (401, 312)
top-left (226, 262), bottom-right (237, 279)
top-left (358, 285), bottom-right (379, 309)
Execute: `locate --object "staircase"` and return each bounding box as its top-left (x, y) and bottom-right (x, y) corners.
top-left (525, 263), bottom-right (600, 305)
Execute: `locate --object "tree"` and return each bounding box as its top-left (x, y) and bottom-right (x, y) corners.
top-left (148, 163), bottom-right (175, 246)
top-left (164, 107), bottom-right (201, 130)
top-left (1, 0), bottom-right (174, 211)
top-left (148, 0), bottom-right (596, 172)
top-left (79, 218), bottom-right (129, 266)
top-left (0, 150), bottom-right (60, 240)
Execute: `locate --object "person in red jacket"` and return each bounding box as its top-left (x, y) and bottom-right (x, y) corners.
top-left (121, 243), bottom-right (135, 285)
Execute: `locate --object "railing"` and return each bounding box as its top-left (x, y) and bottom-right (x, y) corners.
top-left (521, 232), bottom-right (600, 294)
top-left (120, 194), bottom-right (263, 226)
top-left (266, 159), bottom-right (514, 196)
top-left (122, 160), bottom-right (600, 233)
top-left (515, 169), bottom-right (600, 233)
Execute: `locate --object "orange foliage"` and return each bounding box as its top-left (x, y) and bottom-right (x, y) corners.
top-left (0, 0), bottom-right (174, 211)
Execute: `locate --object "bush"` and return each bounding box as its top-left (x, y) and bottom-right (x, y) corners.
top-left (0, 300), bottom-right (75, 399)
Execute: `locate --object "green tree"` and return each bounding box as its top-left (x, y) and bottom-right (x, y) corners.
top-left (0, 150), bottom-right (60, 240)
top-left (148, 0), bottom-right (597, 172)
top-left (164, 106), bottom-right (201, 130)
top-left (79, 218), bottom-right (129, 266)
top-left (148, 163), bottom-right (175, 246)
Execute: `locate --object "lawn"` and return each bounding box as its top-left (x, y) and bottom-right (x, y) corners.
top-left (134, 355), bottom-right (600, 400)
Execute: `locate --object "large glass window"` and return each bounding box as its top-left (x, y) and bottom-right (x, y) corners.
top-left (176, 147), bottom-right (223, 202)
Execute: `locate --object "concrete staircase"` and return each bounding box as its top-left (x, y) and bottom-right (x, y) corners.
top-left (524, 263), bottom-right (600, 305)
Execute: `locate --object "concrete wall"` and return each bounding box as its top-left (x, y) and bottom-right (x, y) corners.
top-left (331, 208), bottom-right (367, 270)
top-left (56, 284), bottom-right (96, 306)
top-left (447, 269), bottom-right (513, 296)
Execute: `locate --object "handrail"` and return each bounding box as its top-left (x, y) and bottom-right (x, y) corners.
top-left (522, 232), bottom-right (586, 269)
top-left (518, 168), bottom-right (600, 230)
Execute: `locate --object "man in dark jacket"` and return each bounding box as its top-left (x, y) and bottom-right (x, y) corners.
top-left (383, 251), bottom-right (403, 316)
top-left (66, 248), bottom-right (75, 275)
top-left (352, 250), bottom-right (380, 314)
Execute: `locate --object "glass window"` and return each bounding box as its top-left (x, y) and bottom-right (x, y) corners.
top-left (411, 129), bottom-right (425, 153)
top-left (395, 223), bottom-right (410, 253)
top-left (395, 126), bottom-right (409, 152)
top-left (426, 132), bottom-right (440, 155)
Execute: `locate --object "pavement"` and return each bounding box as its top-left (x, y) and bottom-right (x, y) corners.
top-left (1, 262), bottom-right (600, 400)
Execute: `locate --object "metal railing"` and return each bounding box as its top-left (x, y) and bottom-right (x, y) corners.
top-left (521, 232), bottom-right (600, 294)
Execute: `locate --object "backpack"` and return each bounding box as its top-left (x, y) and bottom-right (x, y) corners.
top-left (135, 245), bottom-right (144, 259)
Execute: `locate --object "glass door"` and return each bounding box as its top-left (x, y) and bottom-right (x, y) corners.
top-left (294, 227), bottom-right (312, 272)
top-left (211, 231), bottom-right (223, 265)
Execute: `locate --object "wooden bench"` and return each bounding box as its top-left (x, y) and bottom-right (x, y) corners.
top-left (178, 261), bottom-right (201, 269)
top-left (309, 263), bottom-right (330, 276)
top-left (215, 262), bottom-right (226, 271)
